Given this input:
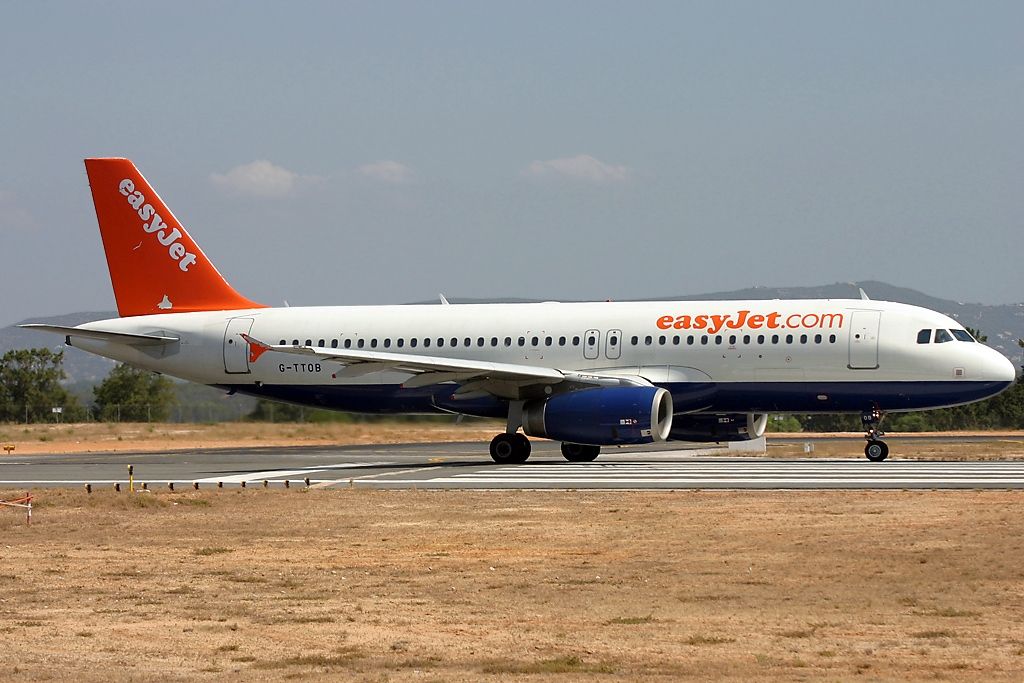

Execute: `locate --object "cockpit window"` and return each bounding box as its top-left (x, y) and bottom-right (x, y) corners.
top-left (916, 329), bottom-right (930, 344)
top-left (934, 329), bottom-right (953, 343)
top-left (951, 329), bottom-right (975, 342)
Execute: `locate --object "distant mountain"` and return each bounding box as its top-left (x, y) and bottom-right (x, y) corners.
top-left (5, 282), bottom-right (1023, 385)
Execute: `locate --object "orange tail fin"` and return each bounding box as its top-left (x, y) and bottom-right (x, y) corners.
top-left (84, 158), bottom-right (265, 317)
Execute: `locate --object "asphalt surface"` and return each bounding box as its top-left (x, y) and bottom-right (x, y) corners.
top-left (2, 437), bottom-right (1023, 490)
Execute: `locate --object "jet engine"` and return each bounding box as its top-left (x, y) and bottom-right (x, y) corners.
top-left (668, 413), bottom-right (768, 442)
top-left (522, 386), bottom-right (673, 446)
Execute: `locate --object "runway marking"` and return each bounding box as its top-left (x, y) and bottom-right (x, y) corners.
top-left (193, 461), bottom-right (394, 484)
top-left (312, 466), bottom-right (443, 489)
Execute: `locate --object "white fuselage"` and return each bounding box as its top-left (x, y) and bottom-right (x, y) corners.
top-left (66, 298), bottom-right (1015, 418)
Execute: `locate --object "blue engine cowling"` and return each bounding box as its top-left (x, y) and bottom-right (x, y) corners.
top-left (668, 413), bottom-right (768, 442)
top-left (522, 386), bottom-right (674, 446)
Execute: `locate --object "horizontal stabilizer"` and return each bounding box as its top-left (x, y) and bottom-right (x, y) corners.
top-left (19, 324), bottom-right (179, 347)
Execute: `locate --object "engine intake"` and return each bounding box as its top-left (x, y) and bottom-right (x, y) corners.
top-left (668, 413), bottom-right (768, 442)
top-left (523, 386), bottom-right (673, 446)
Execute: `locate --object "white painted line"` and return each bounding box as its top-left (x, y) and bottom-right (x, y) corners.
top-left (311, 466), bottom-right (440, 489)
top-left (194, 461), bottom-right (394, 484)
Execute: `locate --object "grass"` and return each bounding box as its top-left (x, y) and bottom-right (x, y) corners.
top-left (684, 634), bottom-right (736, 645)
top-left (193, 546), bottom-right (232, 556)
top-left (481, 654), bottom-right (616, 674)
top-left (606, 614), bottom-right (656, 625)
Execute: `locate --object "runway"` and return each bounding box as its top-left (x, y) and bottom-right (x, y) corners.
top-left (3, 439), bottom-right (1024, 490)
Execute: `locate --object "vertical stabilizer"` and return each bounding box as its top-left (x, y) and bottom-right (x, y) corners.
top-left (84, 158), bottom-right (265, 317)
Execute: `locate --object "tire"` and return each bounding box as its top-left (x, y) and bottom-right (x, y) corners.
top-left (489, 433), bottom-right (518, 464)
top-left (865, 440), bottom-right (889, 462)
top-left (510, 433), bottom-right (531, 463)
top-left (561, 442), bottom-right (601, 462)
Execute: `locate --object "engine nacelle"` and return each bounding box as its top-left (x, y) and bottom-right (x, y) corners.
top-left (522, 386), bottom-right (673, 446)
top-left (668, 413), bottom-right (768, 442)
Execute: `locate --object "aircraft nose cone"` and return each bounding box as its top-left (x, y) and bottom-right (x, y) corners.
top-left (987, 348), bottom-right (1017, 383)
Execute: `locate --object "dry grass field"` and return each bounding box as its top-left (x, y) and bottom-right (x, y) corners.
top-left (1, 487), bottom-right (1023, 681)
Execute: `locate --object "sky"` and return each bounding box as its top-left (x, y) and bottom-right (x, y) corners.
top-left (1, 1), bottom-right (1022, 326)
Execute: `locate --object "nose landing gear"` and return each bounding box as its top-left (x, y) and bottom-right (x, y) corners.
top-left (862, 407), bottom-right (889, 462)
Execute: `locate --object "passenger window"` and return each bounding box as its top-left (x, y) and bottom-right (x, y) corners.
top-left (518, 337), bottom-right (526, 347)
top-left (331, 339), bottom-right (338, 348)
top-left (545, 337), bottom-right (553, 346)
top-left (490, 337), bottom-right (498, 347)
top-left (728, 335), bottom-right (736, 345)
top-left (687, 336), bottom-right (695, 345)
top-left (572, 336), bottom-right (581, 346)
top-left (631, 336), bottom-right (639, 345)
top-left (645, 335), bottom-right (653, 345)
top-left (951, 329), bottom-right (975, 342)
top-left (344, 339), bottom-right (352, 349)
top-left (504, 337), bottom-right (512, 347)
top-left (305, 339), bottom-right (312, 346)
top-left (383, 339), bottom-right (391, 348)
top-left (672, 335), bottom-right (680, 345)
top-left (397, 339), bottom-right (405, 348)
top-left (451, 338), bottom-right (458, 347)
top-left (476, 337), bottom-right (484, 347)
top-left (464, 337), bottom-right (471, 347)
top-left (318, 339), bottom-right (325, 347)
top-left (917, 329), bottom-right (931, 344)
top-left (437, 338), bottom-right (444, 347)
top-left (279, 339), bottom-right (286, 345)
top-left (786, 334), bottom-right (793, 344)
top-left (291, 339), bottom-right (299, 346)
top-left (659, 335), bottom-right (666, 345)
top-left (935, 329), bottom-right (953, 343)
top-left (757, 334), bottom-right (765, 344)
top-left (370, 339), bottom-right (378, 349)
top-left (587, 335), bottom-right (596, 346)
top-left (531, 337), bottom-right (539, 346)
top-left (423, 338), bottom-right (430, 348)
top-left (800, 334), bottom-right (807, 344)
top-left (771, 335), bottom-right (779, 344)
top-left (814, 334), bottom-right (822, 344)
top-left (743, 335), bottom-right (750, 344)
top-left (357, 339), bottom-right (365, 349)
top-left (829, 334), bottom-right (836, 343)
top-left (715, 336), bottom-right (722, 345)
top-left (701, 335), bottom-right (708, 345)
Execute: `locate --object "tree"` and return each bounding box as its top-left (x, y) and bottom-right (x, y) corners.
top-left (93, 364), bottom-right (176, 422)
top-left (0, 348), bottom-right (84, 422)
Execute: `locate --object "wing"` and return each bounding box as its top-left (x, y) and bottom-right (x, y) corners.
top-left (242, 334), bottom-right (649, 400)
top-left (20, 324), bottom-right (180, 347)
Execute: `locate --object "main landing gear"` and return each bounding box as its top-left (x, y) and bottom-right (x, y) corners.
top-left (861, 407), bottom-right (889, 462)
top-left (561, 443), bottom-right (601, 462)
top-left (489, 432), bottom-right (531, 464)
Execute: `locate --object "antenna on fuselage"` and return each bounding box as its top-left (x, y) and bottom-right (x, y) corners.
top-left (858, 288), bottom-right (870, 300)
top-left (439, 293), bottom-right (450, 305)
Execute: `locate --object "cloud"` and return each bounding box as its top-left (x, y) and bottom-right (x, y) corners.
top-left (357, 160), bottom-right (415, 184)
top-left (524, 154), bottom-right (630, 183)
top-left (0, 190), bottom-right (36, 231)
top-left (210, 160), bottom-right (313, 198)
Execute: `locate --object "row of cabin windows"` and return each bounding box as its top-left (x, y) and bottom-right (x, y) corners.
top-left (629, 333), bottom-right (838, 346)
top-left (917, 328), bottom-right (975, 344)
top-left (280, 335), bottom-right (587, 350)
top-left (277, 332), bottom-right (838, 349)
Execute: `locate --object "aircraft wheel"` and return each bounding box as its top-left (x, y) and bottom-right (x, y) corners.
top-left (865, 440), bottom-right (889, 462)
top-left (490, 433), bottom-right (531, 464)
top-left (561, 443), bottom-right (601, 462)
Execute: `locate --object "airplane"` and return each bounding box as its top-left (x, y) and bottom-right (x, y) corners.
top-left (23, 158), bottom-right (1017, 463)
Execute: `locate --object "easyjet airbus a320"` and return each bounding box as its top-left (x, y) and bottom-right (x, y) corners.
top-left (25, 159), bottom-right (1016, 462)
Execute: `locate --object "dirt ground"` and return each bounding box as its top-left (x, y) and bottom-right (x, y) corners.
top-left (1, 488), bottom-right (1023, 682)
top-left (3, 422), bottom-right (1024, 460)
top-left (0, 421), bottom-right (501, 455)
